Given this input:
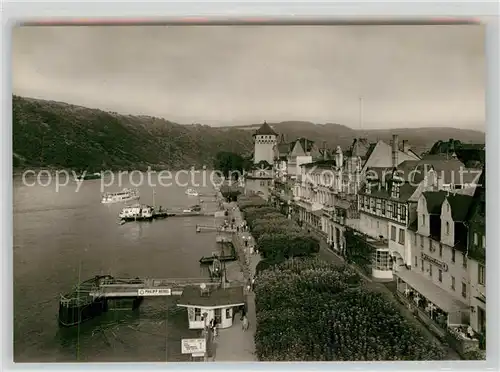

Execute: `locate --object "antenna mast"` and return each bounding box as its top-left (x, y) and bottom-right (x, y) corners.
top-left (359, 96), bottom-right (364, 132)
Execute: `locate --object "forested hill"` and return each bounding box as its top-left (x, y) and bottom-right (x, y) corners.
top-left (13, 96), bottom-right (254, 171)
top-left (12, 95), bottom-right (485, 171)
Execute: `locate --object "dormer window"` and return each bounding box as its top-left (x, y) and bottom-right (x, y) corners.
top-left (391, 183), bottom-right (400, 199)
top-left (422, 214), bottom-right (426, 226)
top-left (445, 221), bottom-right (450, 235)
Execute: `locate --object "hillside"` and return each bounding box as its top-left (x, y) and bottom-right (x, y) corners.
top-left (13, 96), bottom-right (254, 171)
top-left (224, 122), bottom-right (485, 155)
top-left (12, 96), bottom-right (485, 171)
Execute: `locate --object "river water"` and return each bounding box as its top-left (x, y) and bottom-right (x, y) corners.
top-left (13, 172), bottom-right (223, 362)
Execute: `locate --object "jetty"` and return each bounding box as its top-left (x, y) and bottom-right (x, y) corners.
top-left (89, 277), bottom-right (221, 298)
top-left (196, 224), bottom-right (237, 233)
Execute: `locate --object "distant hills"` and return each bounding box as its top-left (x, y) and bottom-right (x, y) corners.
top-left (222, 122), bottom-right (485, 156)
top-left (12, 96), bottom-right (485, 171)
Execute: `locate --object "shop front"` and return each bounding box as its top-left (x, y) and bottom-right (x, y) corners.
top-left (395, 268), bottom-right (470, 335)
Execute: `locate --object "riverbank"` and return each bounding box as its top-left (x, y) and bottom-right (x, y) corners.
top-left (211, 201), bottom-right (260, 361)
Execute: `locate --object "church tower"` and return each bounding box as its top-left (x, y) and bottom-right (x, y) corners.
top-left (253, 121), bottom-right (277, 165)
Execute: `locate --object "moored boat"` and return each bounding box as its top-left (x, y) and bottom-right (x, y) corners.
top-left (119, 204), bottom-right (154, 221)
top-left (185, 188), bottom-right (199, 196)
top-left (58, 275), bottom-right (111, 327)
top-left (76, 172), bottom-right (102, 180)
top-left (101, 188), bottom-right (139, 204)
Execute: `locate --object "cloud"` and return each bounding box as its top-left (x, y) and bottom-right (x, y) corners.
top-left (12, 25), bottom-right (485, 128)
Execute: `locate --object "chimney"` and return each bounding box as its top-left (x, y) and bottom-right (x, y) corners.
top-left (392, 134), bottom-right (399, 169)
top-left (401, 140), bottom-right (410, 153)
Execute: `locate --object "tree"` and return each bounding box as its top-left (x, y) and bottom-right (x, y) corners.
top-left (253, 257), bottom-right (446, 361)
top-left (214, 151), bottom-right (246, 179)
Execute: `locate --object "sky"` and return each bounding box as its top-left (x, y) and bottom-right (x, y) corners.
top-left (12, 24), bottom-right (485, 130)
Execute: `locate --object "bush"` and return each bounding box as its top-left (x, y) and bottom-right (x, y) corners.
top-left (254, 257), bottom-right (446, 361)
top-left (257, 231), bottom-right (319, 260)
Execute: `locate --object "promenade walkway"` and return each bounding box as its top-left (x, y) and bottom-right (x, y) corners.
top-left (212, 202), bottom-right (260, 361)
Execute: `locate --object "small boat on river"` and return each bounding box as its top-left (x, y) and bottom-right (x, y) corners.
top-left (102, 188), bottom-right (139, 204)
top-left (185, 188), bottom-right (199, 196)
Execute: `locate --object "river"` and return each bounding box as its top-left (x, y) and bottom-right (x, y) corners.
top-left (13, 171), bottom-right (223, 362)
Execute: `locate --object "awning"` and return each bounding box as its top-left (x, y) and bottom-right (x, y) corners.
top-left (395, 269), bottom-right (469, 313)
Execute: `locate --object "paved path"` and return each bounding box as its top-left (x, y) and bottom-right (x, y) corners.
top-left (212, 202), bottom-right (260, 361)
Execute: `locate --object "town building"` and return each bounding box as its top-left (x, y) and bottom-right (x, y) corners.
top-left (244, 121), bottom-right (277, 200)
top-left (177, 284), bottom-right (245, 330)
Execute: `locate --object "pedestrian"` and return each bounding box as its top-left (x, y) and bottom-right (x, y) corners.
top-left (241, 315), bottom-right (249, 331)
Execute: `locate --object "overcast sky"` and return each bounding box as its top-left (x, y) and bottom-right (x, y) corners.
top-left (12, 25), bottom-right (485, 129)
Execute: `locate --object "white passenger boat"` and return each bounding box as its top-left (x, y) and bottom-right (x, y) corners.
top-left (101, 188), bottom-right (139, 204)
top-left (119, 204), bottom-right (154, 221)
top-left (185, 188), bottom-right (199, 196)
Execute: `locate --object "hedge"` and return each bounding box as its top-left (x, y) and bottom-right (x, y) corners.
top-left (254, 257), bottom-right (446, 361)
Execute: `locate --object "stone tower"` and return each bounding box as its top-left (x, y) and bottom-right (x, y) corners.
top-left (253, 121), bottom-right (277, 165)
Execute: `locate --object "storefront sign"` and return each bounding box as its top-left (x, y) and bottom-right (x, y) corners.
top-left (421, 253), bottom-right (448, 272)
top-left (181, 338), bottom-right (206, 354)
top-left (137, 288), bottom-right (172, 296)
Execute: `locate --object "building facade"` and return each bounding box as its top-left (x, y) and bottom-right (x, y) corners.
top-left (244, 121), bottom-right (277, 200)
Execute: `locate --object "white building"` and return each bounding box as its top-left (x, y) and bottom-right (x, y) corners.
top-left (244, 121), bottom-right (277, 200)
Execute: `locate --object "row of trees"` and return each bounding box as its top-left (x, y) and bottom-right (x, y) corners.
top-left (237, 196), bottom-right (446, 361)
top-left (238, 196), bottom-right (319, 269)
top-left (254, 257), bottom-right (446, 361)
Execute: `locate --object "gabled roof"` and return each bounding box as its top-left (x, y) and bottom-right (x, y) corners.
top-left (296, 137), bottom-right (315, 153)
top-left (446, 194), bottom-right (475, 222)
top-left (177, 285), bottom-right (245, 307)
top-left (254, 121), bottom-right (277, 136)
top-left (422, 191), bottom-right (448, 214)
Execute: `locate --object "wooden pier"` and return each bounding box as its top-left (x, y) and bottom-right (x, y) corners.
top-left (88, 277), bottom-right (222, 298)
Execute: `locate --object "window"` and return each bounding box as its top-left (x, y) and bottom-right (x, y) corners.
top-left (462, 282), bottom-right (467, 298)
top-left (474, 233), bottom-right (478, 245)
top-left (391, 226), bottom-right (397, 241)
top-left (446, 221), bottom-right (450, 235)
top-left (451, 276), bottom-right (455, 290)
top-left (421, 259), bottom-right (424, 272)
top-left (225, 308), bottom-right (231, 319)
top-left (420, 235), bottom-right (424, 248)
top-left (398, 229), bottom-right (405, 245)
top-left (439, 244), bottom-right (443, 257)
top-left (399, 205), bottom-right (406, 221)
top-left (376, 199), bottom-right (381, 213)
top-left (438, 269), bottom-right (443, 282)
top-left (451, 249), bottom-right (455, 263)
top-left (381, 200), bottom-right (386, 214)
top-left (194, 308), bottom-right (202, 321)
top-left (394, 203), bottom-right (400, 219)
top-left (462, 253), bottom-right (467, 269)
top-left (372, 250), bottom-right (390, 271)
top-left (387, 202), bottom-right (393, 217)
top-left (429, 264), bottom-right (433, 278)
top-left (377, 221), bottom-right (380, 229)
top-left (422, 214), bottom-right (426, 226)
top-left (478, 264), bottom-right (485, 285)
top-left (371, 199), bottom-right (376, 212)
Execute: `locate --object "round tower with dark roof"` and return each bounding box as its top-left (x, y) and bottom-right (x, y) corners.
top-left (253, 121), bottom-right (277, 165)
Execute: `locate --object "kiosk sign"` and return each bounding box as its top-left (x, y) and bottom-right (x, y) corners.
top-left (181, 338), bottom-right (206, 354)
top-left (137, 288), bottom-right (172, 296)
